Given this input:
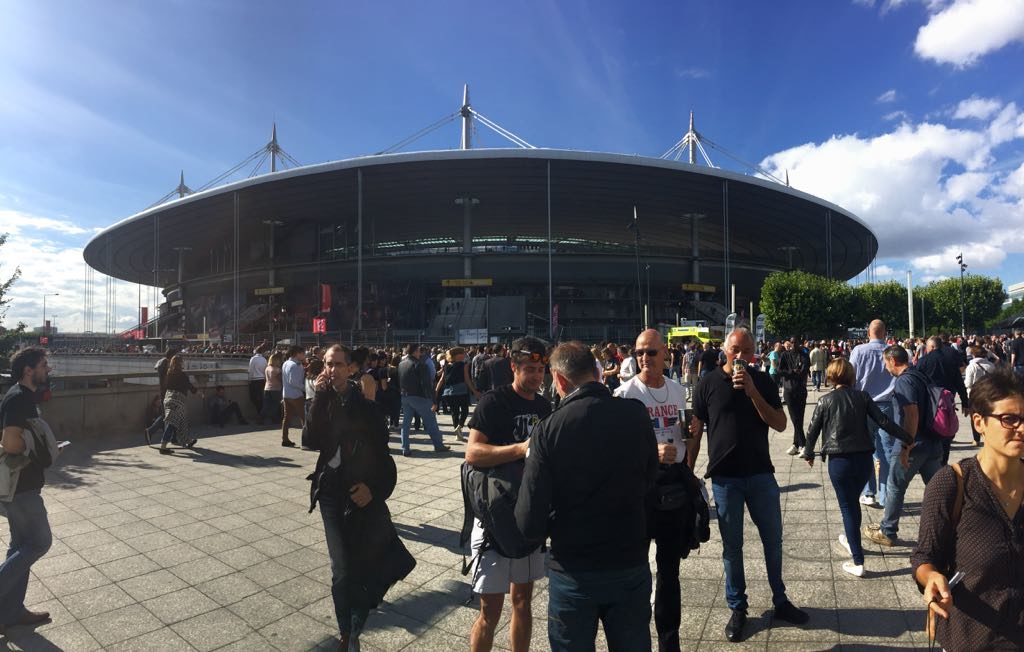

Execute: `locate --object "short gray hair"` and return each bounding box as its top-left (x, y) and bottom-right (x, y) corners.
top-left (549, 341), bottom-right (598, 386)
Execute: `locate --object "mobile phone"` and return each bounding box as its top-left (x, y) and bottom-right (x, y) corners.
top-left (57, 441), bottom-right (71, 449)
top-left (948, 571), bottom-right (966, 589)
top-left (733, 358), bottom-right (748, 373)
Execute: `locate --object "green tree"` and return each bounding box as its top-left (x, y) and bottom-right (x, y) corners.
top-left (987, 298), bottom-right (1024, 329)
top-left (918, 275), bottom-right (1005, 333)
top-left (854, 281), bottom-right (908, 333)
top-left (760, 270), bottom-right (856, 338)
top-left (0, 233), bottom-right (25, 364)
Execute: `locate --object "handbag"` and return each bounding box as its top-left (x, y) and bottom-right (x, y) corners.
top-left (349, 503), bottom-right (417, 609)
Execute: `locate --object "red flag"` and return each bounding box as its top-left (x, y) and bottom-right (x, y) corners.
top-left (319, 284), bottom-right (332, 313)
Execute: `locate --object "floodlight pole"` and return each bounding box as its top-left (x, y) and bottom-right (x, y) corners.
top-left (460, 84), bottom-right (472, 150)
top-left (957, 252), bottom-right (967, 337)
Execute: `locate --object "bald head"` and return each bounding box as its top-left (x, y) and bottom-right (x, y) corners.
top-left (635, 328), bottom-right (664, 350)
top-left (868, 320), bottom-right (886, 339)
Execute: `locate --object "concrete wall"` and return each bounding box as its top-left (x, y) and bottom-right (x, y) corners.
top-left (38, 381), bottom-right (262, 440)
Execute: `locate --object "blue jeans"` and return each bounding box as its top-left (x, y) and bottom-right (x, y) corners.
top-left (547, 565), bottom-right (651, 652)
top-left (828, 453), bottom-right (873, 565)
top-left (318, 478), bottom-right (370, 644)
top-left (811, 370), bottom-right (823, 391)
top-left (399, 395), bottom-right (444, 451)
top-left (861, 400), bottom-right (896, 505)
top-left (0, 490), bottom-right (52, 625)
top-left (879, 437), bottom-right (944, 538)
top-left (711, 473), bottom-right (788, 611)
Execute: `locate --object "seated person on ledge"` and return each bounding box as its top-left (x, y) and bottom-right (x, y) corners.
top-left (209, 385), bottom-right (248, 427)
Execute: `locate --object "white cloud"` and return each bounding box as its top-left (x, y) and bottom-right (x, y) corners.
top-left (676, 67), bottom-right (711, 79)
top-left (0, 209), bottom-right (154, 333)
top-left (874, 264), bottom-right (898, 276)
top-left (877, 89), bottom-right (898, 103)
top-left (915, 0), bottom-right (1024, 66)
top-left (883, 110), bottom-right (910, 122)
top-left (944, 171), bottom-right (990, 204)
top-left (0, 209), bottom-right (92, 236)
top-left (953, 95), bottom-right (1002, 120)
top-left (760, 96), bottom-right (1024, 281)
top-left (999, 161), bottom-right (1024, 197)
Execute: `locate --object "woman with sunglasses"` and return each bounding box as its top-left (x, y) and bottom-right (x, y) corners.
top-left (911, 369), bottom-right (1024, 650)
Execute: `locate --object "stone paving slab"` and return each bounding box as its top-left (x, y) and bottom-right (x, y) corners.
top-left (0, 392), bottom-right (979, 651)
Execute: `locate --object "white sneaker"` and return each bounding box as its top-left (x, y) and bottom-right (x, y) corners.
top-left (859, 495), bottom-right (877, 507)
top-left (797, 447), bottom-right (805, 457)
top-left (842, 561), bottom-right (865, 577)
top-left (838, 534), bottom-right (852, 556)
top-left (785, 444), bottom-right (799, 456)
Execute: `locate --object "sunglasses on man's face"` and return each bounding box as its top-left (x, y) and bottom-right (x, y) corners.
top-left (635, 349), bottom-right (661, 357)
top-left (515, 351), bottom-right (548, 364)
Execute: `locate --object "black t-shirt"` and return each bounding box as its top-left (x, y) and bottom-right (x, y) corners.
top-left (693, 366), bottom-right (782, 478)
top-left (484, 357), bottom-right (514, 388)
top-left (468, 385), bottom-right (552, 459)
top-left (699, 349), bottom-right (719, 372)
top-left (1, 383), bottom-right (46, 494)
top-left (1011, 338), bottom-right (1024, 365)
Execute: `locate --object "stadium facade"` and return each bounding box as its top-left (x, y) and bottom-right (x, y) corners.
top-left (84, 112), bottom-right (877, 345)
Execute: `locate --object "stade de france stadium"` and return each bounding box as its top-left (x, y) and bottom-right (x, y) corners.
top-left (83, 106), bottom-right (877, 345)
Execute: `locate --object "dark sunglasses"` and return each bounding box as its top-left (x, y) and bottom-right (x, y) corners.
top-left (635, 349), bottom-right (661, 357)
top-left (982, 413), bottom-right (1024, 430)
top-left (515, 351), bottom-right (548, 364)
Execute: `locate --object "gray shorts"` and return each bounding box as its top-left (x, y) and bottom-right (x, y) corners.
top-left (470, 520), bottom-right (546, 594)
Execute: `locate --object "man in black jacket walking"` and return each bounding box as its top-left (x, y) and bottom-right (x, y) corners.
top-left (515, 341), bottom-right (658, 652)
top-left (777, 338), bottom-right (811, 456)
top-left (307, 345), bottom-right (401, 651)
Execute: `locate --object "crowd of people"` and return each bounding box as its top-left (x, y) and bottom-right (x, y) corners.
top-left (2, 325), bottom-right (1022, 650)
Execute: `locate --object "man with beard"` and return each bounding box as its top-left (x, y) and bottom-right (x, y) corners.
top-left (465, 337), bottom-right (552, 652)
top-left (1, 347), bottom-right (60, 633)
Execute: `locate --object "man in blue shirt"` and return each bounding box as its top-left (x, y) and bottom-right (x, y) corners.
top-left (847, 320), bottom-right (895, 508)
top-left (280, 345), bottom-right (306, 447)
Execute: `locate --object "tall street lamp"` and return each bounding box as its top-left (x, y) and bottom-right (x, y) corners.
top-left (956, 252), bottom-right (967, 337)
top-left (42, 293), bottom-right (60, 335)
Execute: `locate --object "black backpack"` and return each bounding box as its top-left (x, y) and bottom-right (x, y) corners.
top-left (459, 461), bottom-right (536, 573)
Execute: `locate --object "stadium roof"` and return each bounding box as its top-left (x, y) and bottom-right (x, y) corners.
top-left (84, 148), bottom-right (877, 287)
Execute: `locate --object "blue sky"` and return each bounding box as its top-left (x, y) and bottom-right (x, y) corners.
top-left (1, 0), bottom-right (1023, 331)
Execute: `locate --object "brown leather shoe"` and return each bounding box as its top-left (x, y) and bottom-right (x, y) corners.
top-left (16, 609), bottom-right (51, 626)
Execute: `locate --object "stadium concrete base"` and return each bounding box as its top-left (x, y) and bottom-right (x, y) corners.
top-left (0, 396), bottom-right (966, 650)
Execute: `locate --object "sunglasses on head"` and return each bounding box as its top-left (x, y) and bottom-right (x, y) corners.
top-left (635, 349), bottom-right (661, 357)
top-left (515, 351), bottom-right (548, 364)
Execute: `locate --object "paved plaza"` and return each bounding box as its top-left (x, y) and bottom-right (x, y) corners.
top-left (0, 395), bottom-right (976, 651)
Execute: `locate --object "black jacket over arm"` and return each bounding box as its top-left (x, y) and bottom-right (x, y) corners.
top-left (306, 381), bottom-right (396, 512)
top-left (515, 382), bottom-right (658, 573)
top-left (802, 387), bottom-right (913, 459)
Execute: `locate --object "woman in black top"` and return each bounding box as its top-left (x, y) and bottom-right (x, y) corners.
top-left (158, 356), bottom-right (199, 453)
top-left (803, 359), bottom-right (911, 577)
top-left (912, 369), bottom-right (1024, 650)
top-left (434, 347), bottom-right (478, 441)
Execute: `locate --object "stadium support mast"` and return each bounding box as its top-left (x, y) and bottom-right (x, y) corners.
top-left (460, 84), bottom-right (472, 150)
top-left (175, 171), bottom-right (192, 198)
top-left (270, 123), bottom-right (279, 172)
top-left (689, 111), bottom-right (696, 165)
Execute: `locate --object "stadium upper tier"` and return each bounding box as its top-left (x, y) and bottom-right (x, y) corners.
top-left (83, 148), bottom-right (877, 292)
